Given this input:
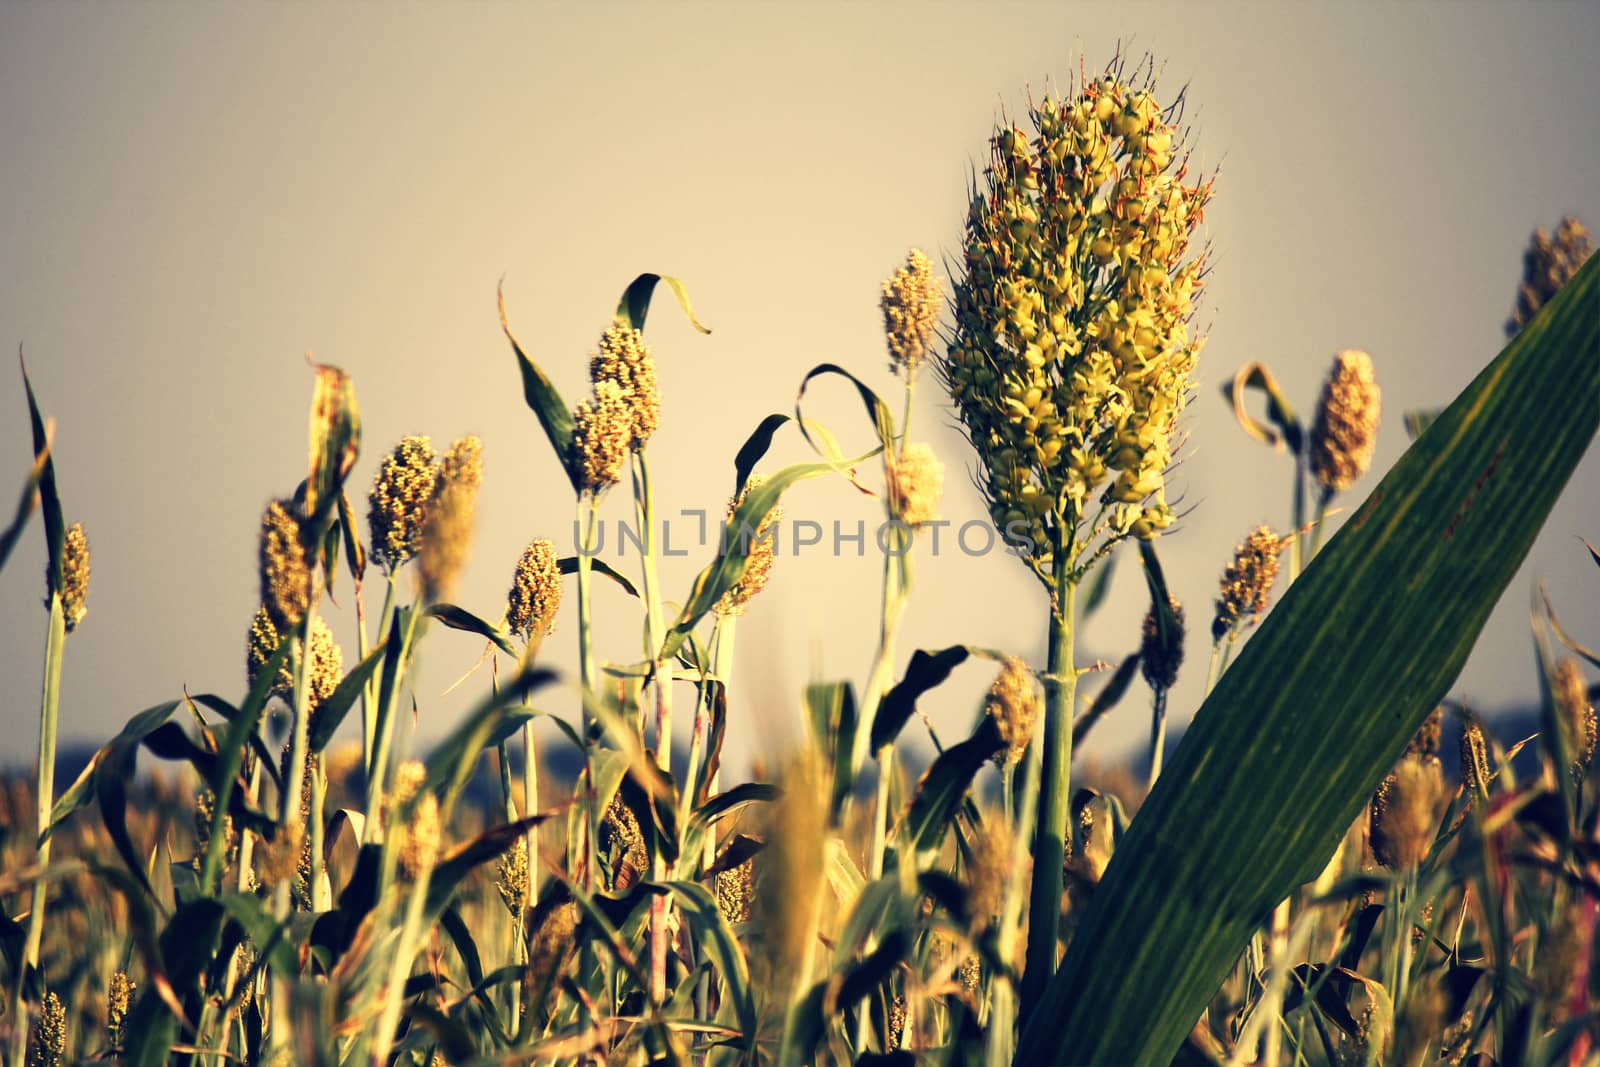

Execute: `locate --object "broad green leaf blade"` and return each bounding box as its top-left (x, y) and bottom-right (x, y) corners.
top-left (19, 353), bottom-right (65, 592)
top-left (498, 281), bottom-right (581, 492)
top-left (659, 881), bottom-right (756, 1051)
top-left (429, 602), bottom-right (518, 658)
top-left (557, 554), bottom-right (640, 598)
top-left (733, 413), bottom-right (791, 495)
top-left (308, 641), bottom-right (387, 752)
top-left (1019, 254), bottom-right (1600, 1066)
top-left (614, 273), bottom-right (712, 334)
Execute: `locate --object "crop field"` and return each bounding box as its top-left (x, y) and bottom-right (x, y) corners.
top-left (1, 23), bottom-right (1598, 1067)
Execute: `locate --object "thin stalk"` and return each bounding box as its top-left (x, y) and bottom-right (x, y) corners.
top-left (1261, 897), bottom-right (1291, 1067)
top-left (360, 572), bottom-right (397, 774)
top-left (691, 618), bottom-right (733, 1024)
top-left (632, 450), bottom-right (673, 1007)
top-left (309, 759), bottom-right (330, 911)
top-left (497, 739), bottom-right (524, 1035)
top-left (1021, 566), bottom-right (1077, 1019)
top-left (1307, 493), bottom-right (1331, 561)
top-left (1147, 687), bottom-right (1169, 788)
top-left (269, 616), bottom-right (313, 1056)
top-left (521, 718), bottom-right (540, 917)
top-left (1204, 641), bottom-right (1222, 696)
top-left (10, 592), bottom-right (66, 1067)
top-left (371, 860), bottom-right (434, 1066)
top-left (988, 742), bottom-right (1041, 1066)
top-left (363, 594), bottom-right (422, 844)
top-left (574, 494), bottom-right (600, 1048)
top-left (1289, 447), bottom-right (1306, 580)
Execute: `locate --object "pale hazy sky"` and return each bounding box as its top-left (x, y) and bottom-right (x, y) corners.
top-left (2, 2), bottom-right (1596, 776)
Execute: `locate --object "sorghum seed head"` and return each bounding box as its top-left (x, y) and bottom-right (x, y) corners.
top-left (881, 248), bottom-right (942, 376)
top-left (1370, 755), bottom-right (1444, 871)
top-left (755, 757), bottom-right (826, 981)
top-left (246, 609), bottom-right (342, 718)
top-left (528, 894), bottom-right (579, 999)
top-left (715, 476), bottom-right (781, 617)
top-left (494, 837), bottom-right (529, 917)
top-left (1406, 706), bottom-right (1443, 759)
top-left (29, 990), bottom-right (66, 1067)
top-left (986, 656), bottom-right (1040, 766)
top-left (507, 538), bottom-right (562, 641)
top-left (246, 605), bottom-right (286, 692)
top-left (1460, 714), bottom-right (1491, 800)
top-left (964, 819), bottom-right (1010, 932)
top-left (715, 858), bottom-right (754, 924)
top-left (571, 379), bottom-right (632, 493)
top-left (887, 996), bottom-right (908, 1048)
top-left (887, 443), bottom-right (945, 528)
top-left (589, 324), bottom-right (660, 449)
top-left (58, 522), bottom-right (90, 632)
top-left (107, 970), bottom-right (134, 1047)
top-left (1308, 350), bottom-right (1381, 496)
top-left (419, 438), bottom-right (483, 603)
top-left (1507, 216), bottom-right (1593, 337)
top-left (958, 955), bottom-right (982, 997)
top-left (192, 788), bottom-right (237, 873)
top-left (1139, 594), bottom-right (1185, 691)
top-left (260, 499), bottom-right (311, 628)
top-left (599, 794), bottom-right (647, 891)
top-left (1553, 657), bottom-right (1597, 780)
top-left (367, 435), bottom-right (438, 571)
top-left (390, 760), bottom-right (440, 879)
top-left (1212, 525), bottom-right (1282, 640)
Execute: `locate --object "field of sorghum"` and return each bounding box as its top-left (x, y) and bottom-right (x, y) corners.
top-left (2, 54), bottom-right (1597, 1067)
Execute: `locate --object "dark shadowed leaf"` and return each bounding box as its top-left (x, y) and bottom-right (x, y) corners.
top-left (614, 273), bottom-right (712, 335)
top-left (557, 555), bottom-right (640, 598)
top-left (872, 646), bottom-right (972, 752)
top-left (430, 602), bottom-right (518, 657)
top-left (498, 281), bottom-right (580, 492)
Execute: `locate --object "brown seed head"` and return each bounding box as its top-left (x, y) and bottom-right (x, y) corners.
top-left (965, 819), bottom-right (1010, 933)
top-left (590, 324), bottom-right (661, 449)
top-left (192, 788), bottom-right (237, 874)
top-left (507, 538), bottom-right (562, 641)
top-left (600, 794), bottom-right (648, 890)
top-left (1508, 216), bottom-right (1593, 336)
top-left (387, 760), bottom-right (438, 878)
top-left (986, 656), bottom-right (1040, 766)
top-left (1406, 706), bottom-right (1443, 759)
top-left (29, 990), bottom-right (66, 1067)
top-left (572, 379), bottom-right (632, 493)
top-left (1139, 594), bottom-right (1185, 691)
top-left (440, 434), bottom-right (483, 492)
top-left (259, 499), bottom-right (311, 628)
top-left (1212, 525), bottom-right (1282, 640)
top-left (58, 522), bottom-right (90, 633)
top-left (1553, 657), bottom-right (1597, 780)
top-left (887, 442), bottom-right (945, 528)
top-left (1459, 714), bottom-right (1491, 800)
top-left (107, 971), bottom-right (134, 1048)
top-left (367, 436), bottom-right (438, 571)
top-left (495, 837), bottom-right (529, 917)
top-left (419, 438), bottom-right (483, 602)
top-left (715, 858), bottom-right (755, 924)
top-left (246, 608), bottom-right (342, 721)
top-left (881, 248), bottom-right (942, 376)
top-left (755, 756), bottom-right (826, 983)
top-left (1308, 350), bottom-right (1381, 496)
top-left (715, 476), bottom-right (781, 617)
top-left (1370, 755), bottom-right (1445, 871)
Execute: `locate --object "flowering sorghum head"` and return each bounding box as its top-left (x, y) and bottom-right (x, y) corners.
top-left (986, 656), bottom-right (1040, 766)
top-left (28, 990), bottom-right (66, 1067)
top-left (589, 324), bottom-right (661, 450)
top-left (419, 436), bottom-right (482, 602)
top-left (1507, 216), bottom-right (1592, 337)
top-left (259, 499), bottom-right (311, 628)
top-left (1139, 594), bottom-right (1185, 691)
top-left (571, 379), bottom-right (632, 494)
top-left (1308, 350), bottom-right (1380, 497)
top-left (715, 476), bottom-right (781, 617)
top-left (246, 607), bottom-right (343, 715)
top-left (1553, 657), bottom-right (1596, 781)
top-left (941, 62), bottom-right (1212, 573)
top-left (368, 435), bottom-right (438, 571)
top-left (507, 538), bottom-right (562, 641)
top-left (881, 248), bottom-right (942, 377)
top-left (887, 443), bottom-right (945, 528)
top-left (1369, 754), bottom-right (1444, 871)
top-left (1212, 525), bottom-right (1282, 641)
top-left (58, 522), bottom-right (90, 633)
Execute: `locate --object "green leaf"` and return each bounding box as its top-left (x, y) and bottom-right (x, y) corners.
top-left (0, 421), bottom-right (51, 575)
top-left (795, 363), bottom-right (895, 462)
top-left (422, 666), bottom-right (559, 810)
top-left (1071, 653), bottom-right (1141, 748)
top-left (337, 489), bottom-right (366, 582)
top-left (806, 681), bottom-right (859, 817)
top-left (872, 645), bottom-right (972, 752)
top-left (1019, 254), bottom-right (1600, 1066)
top-left (614, 273), bottom-right (712, 335)
top-left (658, 881), bottom-right (755, 1050)
top-left (308, 641), bottom-right (387, 752)
top-left (679, 782), bottom-right (779, 873)
top-left (18, 352), bottom-right (65, 593)
top-left (733, 413), bottom-right (791, 495)
top-left (498, 281), bottom-right (581, 492)
top-left (898, 716), bottom-right (1004, 856)
top-left (557, 555), bottom-right (640, 598)
top-left (1225, 360), bottom-right (1303, 454)
top-left (425, 813), bottom-right (557, 919)
top-left (429, 602), bottom-right (518, 658)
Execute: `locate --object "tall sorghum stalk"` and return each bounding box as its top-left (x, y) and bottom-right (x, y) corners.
top-left (269, 618), bottom-right (313, 1057)
top-left (985, 657), bottom-right (1040, 1065)
top-left (942, 59), bottom-right (1212, 1012)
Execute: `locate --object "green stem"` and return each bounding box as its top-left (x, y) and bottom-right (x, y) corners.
top-left (310, 759), bottom-right (330, 911)
top-left (371, 859), bottom-right (434, 1065)
top-left (1204, 641), bottom-right (1222, 696)
top-left (1147, 687), bottom-right (1169, 788)
top-left (632, 450), bottom-right (673, 1007)
top-left (1021, 566), bottom-right (1077, 1019)
top-left (989, 735), bottom-right (1043, 1065)
top-left (10, 592), bottom-right (65, 1067)
top-left (1307, 493), bottom-right (1331, 562)
top-left (363, 597), bottom-right (421, 844)
top-left (360, 572), bottom-right (397, 775)
top-left (1290, 447), bottom-right (1306, 581)
top-left (269, 614), bottom-right (313, 1055)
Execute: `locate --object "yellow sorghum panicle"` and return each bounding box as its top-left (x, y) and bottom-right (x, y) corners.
top-left (1370, 755), bottom-right (1444, 871)
top-left (28, 990), bottom-right (66, 1067)
top-left (1212, 525), bottom-right (1282, 640)
top-left (107, 970), bottom-right (134, 1048)
top-left (495, 837), bottom-right (529, 917)
top-left (246, 609), bottom-right (342, 718)
top-left (419, 437), bottom-right (483, 603)
top-left (1308, 350), bottom-right (1381, 497)
top-left (1508, 216), bottom-right (1593, 336)
top-left (1460, 715), bottom-right (1491, 799)
top-left (1139, 594), bottom-right (1185, 691)
top-left (259, 499), bottom-right (311, 628)
top-left (940, 65), bottom-right (1212, 567)
top-left (192, 788), bottom-right (237, 873)
top-left (715, 858), bottom-right (754, 924)
top-left (507, 538), bottom-right (562, 641)
top-left (58, 522), bottom-right (90, 632)
top-left (572, 378), bottom-right (632, 493)
top-left (589, 324), bottom-right (661, 449)
top-left (715, 476), bottom-right (781, 617)
top-left (881, 248), bottom-right (942, 376)
top-left (965, 819), bottom-right (1010, 932)
top-left (958, 954), bottom-right (982, 998)
top-left (1553, 657), bottom-right (1597, 779)
top-left (390, 760), bottom-right (440, 879)
top-left (887, 996), bottom-right (907, 1048)
top-left (599, 794), bottom-right (648, 890)
top-left (528, 893), bottom-right (580, 999)
top-left (887, 443), bottom-right (945, 528)
top-left (367, 435), bottom-right (437, 571)
top-left (986, 656), bottom-right (1040, 766)
top-left (1406, 706), bottom-right (1443, 759)
top-left (246, 605), bottom-right (287, 692)
top-left (756, 758), bottom-right (826, 982)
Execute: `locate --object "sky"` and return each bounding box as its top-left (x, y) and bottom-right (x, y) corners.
top-left (1, 2), bottom-right (1596, 780)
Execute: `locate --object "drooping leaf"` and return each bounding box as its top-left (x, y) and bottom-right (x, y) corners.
top-left (337, 489), bottom-right (366, 582)
top-left (872, 645), bottom-right (972, 752)
top-left (304, 361), bottom-right (360, 530)
top-left (308, 640), bottom-right (387, 752)
top-left (429, 602), bottom-right (518, 658)
top-left (19, 353), bottom-right (65, 593)
top-left (733, 413), bottom-right (791, 495)
top-left (0, 416), bottom-right (51, 575)
top-left (498, 281), bottom-right (580, 492)
top-left (557, 554), bottom-right (640, 598)
top-left (899, 717), bottom-right (1004, 856)
top-left (794, 363), bottom-right (895, 466)
top-left (1019, 253), bottom-right (1600, 1067)
top-left (614, 272), bottom-right (712, 335)
top-left (1071, 653), bottom-right (1142, 748)
top-left (1225, 361), bottom-right (1303, 454)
